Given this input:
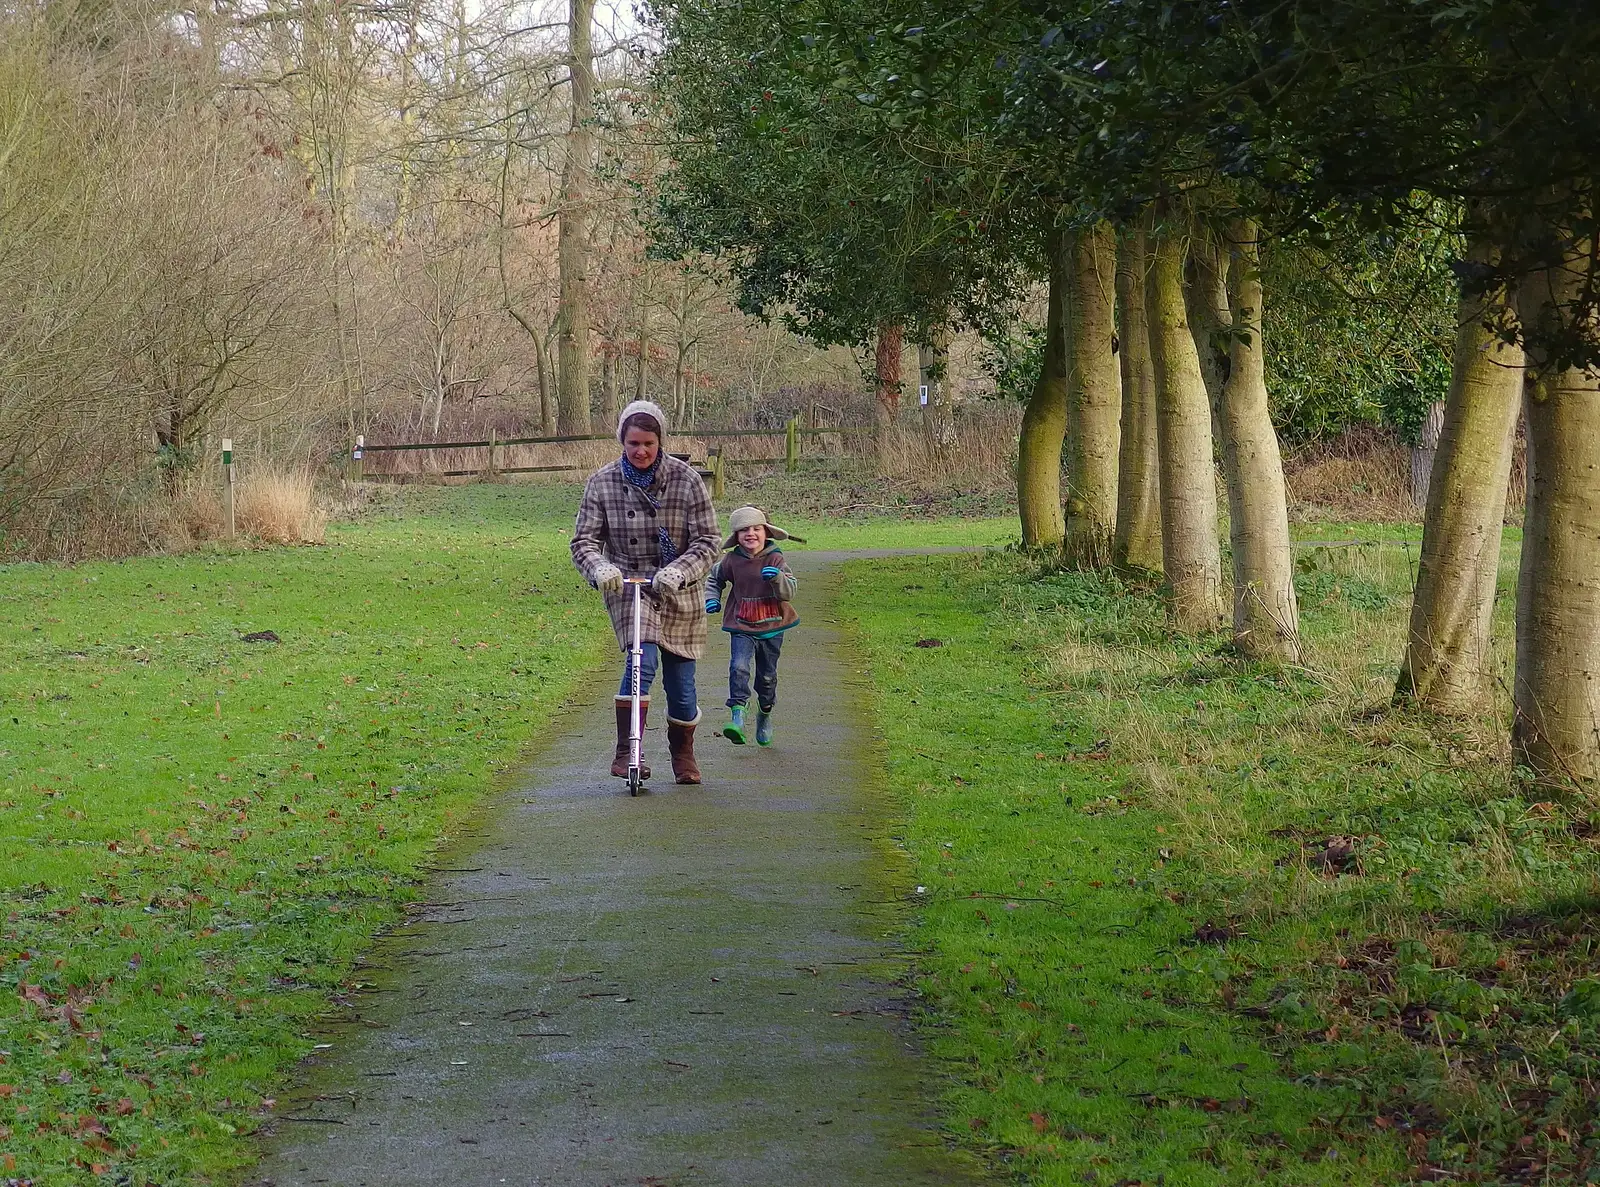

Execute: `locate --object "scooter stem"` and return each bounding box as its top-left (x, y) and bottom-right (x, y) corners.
top-left (628, 578), bottom-right (644, 779)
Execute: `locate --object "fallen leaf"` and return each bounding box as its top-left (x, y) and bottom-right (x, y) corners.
top-left (1030, 1112), bottom-right (1048, 1133)
top-left (19, 983), bottom-right (50, 1006)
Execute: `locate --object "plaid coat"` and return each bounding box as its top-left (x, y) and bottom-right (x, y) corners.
top-left (570, 454), bottom-right (720, 659)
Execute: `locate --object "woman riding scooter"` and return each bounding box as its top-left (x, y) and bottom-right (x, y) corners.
top-left (570, 401), bottom-right (720, 784)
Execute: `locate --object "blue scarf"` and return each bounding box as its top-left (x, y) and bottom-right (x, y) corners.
top-left (620, 454), bottom-right (680, 566)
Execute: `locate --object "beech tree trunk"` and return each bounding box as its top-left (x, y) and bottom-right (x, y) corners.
top-left (1018, 227), bottom-right (1070, 548)
top-left (1185, 225), bottom-right (1230, 445)
top-left (1410, 401), bottom-right (1446, 507)
top-left (1063, 222), bottom-right (1121, 567)
top-left (1219, 219), bottom-right (1300, 661)
top-left (1146, 226), bottom-right (1224, 630)
top-left (1513, 226), bottom-right (1600, 785)
top-left (1397, 238), bottom-right (1523, 712)
top-left (555, 0), bottom-right (595, 434)
top-left (1114, 224), bottom-right (1162, 572)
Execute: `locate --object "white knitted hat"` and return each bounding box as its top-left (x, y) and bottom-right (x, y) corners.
top-left (617, 400), bottom-right (669, 443)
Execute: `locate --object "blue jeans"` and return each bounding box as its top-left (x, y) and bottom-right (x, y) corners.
top-left (618, 643), bottom-right (698, 723)
top-left (727, 632), bottom-right (783, 711)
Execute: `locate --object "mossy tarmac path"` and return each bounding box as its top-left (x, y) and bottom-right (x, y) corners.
top-left (250, 552), bottom-right (989, 1187)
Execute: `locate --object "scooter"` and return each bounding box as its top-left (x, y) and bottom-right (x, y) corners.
top-left (623, 576), bottom-right (651, 796)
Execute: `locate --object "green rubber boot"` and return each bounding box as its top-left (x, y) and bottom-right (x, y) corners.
top-left (755, 708), bottom-right (774, 747)
top-left (722, 705), bottom-right (747, 745)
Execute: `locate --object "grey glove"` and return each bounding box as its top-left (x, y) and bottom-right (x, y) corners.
top-left (652, 568), bottom-right (684, 595)
top-left (593, 563), bottom-right (623, 596)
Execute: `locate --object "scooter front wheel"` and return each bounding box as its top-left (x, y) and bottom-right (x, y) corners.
top-left (627, 765), bottom-right (643, 797)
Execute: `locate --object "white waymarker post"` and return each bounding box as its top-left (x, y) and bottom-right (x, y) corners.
top-left (919, 384), bottom-right (929, 406)
top-left (221, 437), bottom-right (236, 541)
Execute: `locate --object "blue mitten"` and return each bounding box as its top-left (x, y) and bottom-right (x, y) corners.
top-left (761, 565), bottom-right (780, 580)
top-left (705, 597), bottom-right (721, 614)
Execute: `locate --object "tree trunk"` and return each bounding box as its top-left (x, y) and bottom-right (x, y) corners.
top-left (873, 320), bottom-right (903, 464)
top-left (919, 324), bottom-right (955, 458)
top-left (1410, 401), bottom-right (1446, 507)
top-left (555, 0), bottom-right (596, 435)
top-left (1063, 222), bottom-right (1121, 567)
top-left (599, 340), bottom-right (620, 428)
top-left (1185, 225), bottom-right (1230, 445)
top-left (1114, 224), bottom-right (1162, 572)
top-left (533, 338), bottom-right (549, 434)
top-left (672, 342), bottom-right (689, 424)
top-left (1219, 218), bottom-right (1300, 661)
top-left (1513, 226), bottom-right (1600, 785)
top-left (1146, 226), bottom-right (1224, 631)
top-left (1397, 238), bottom-right (1523, 712)
top-left (536, 332), bottom-right (558, 435)
top-left (1018, 227), bottom-right (1070, 549)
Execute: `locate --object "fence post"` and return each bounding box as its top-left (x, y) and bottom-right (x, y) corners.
top-left (221, 437), bottom-right (236, 541)
top-left (711, 446), bottom-right (725, 500)
top-left (785, 416), bottom-right (798, 473)
top-left (485, 427), bottom-right (498, 482)
top-left (349, 434), bottom-right (364, 484)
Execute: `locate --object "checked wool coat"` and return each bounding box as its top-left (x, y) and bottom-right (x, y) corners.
top-left (570, 454), bottom-right (721, 659)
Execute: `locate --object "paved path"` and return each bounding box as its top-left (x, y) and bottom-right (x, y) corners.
top-left (251, 554), bottom-right (989, 1187)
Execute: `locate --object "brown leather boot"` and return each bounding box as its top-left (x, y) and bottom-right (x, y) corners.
top-left (666, 714), bottom-right (702, 785)
top-left (611, 698), bottom-right (650, 780)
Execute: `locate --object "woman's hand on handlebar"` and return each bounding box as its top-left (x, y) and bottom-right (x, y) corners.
top-left (593, 563), bottom-right (623, 596)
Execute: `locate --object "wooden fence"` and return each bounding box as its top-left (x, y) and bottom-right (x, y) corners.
top-left (347, 417), bottom-right (868, 499)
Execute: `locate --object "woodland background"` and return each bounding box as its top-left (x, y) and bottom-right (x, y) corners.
top-left (0, 0), bottom-right (1460, 563)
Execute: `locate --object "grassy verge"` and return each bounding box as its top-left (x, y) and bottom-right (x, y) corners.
top-left (0, 484), bottom-right (615, 1184)
top-left (839, 537), bottom-right (1600, 1185)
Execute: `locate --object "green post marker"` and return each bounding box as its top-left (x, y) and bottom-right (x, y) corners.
top-left (221, 437), bottom-right (236, 541)
top-left (785, 416), bottom-right (798, 473)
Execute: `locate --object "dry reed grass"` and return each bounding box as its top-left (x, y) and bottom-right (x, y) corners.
top-left (236, 466), bottom-right (326, 544)
top-left (1285, 438), bottom-right (1416, 522)
top-left (1284, 429), bottom-right (1526, 524)
top-left (874, 404), bottom-right (1021, 490)
top-left (4, 488), bottom-right (180, 562)
top-left (168, 485), bottom-right (226, 549)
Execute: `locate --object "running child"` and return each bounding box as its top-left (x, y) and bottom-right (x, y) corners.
top-left (704, 506), bottom-right (802, 746)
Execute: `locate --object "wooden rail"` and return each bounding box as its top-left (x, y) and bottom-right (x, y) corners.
top-left (348, 416), bottom-right (867, 494)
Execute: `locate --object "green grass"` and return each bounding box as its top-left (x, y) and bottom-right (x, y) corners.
top-left (0, 484), bottom-right (617, 1184)
top-left (0, 479), bottom-right (1014, 1184)
top-left (839, 538), bottom-right (1600, 1185)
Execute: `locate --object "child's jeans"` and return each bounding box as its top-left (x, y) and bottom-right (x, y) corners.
top-left (618, 643), bottom-right (698, 722)
top-left (727, 633), bottom-right (783, 711)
